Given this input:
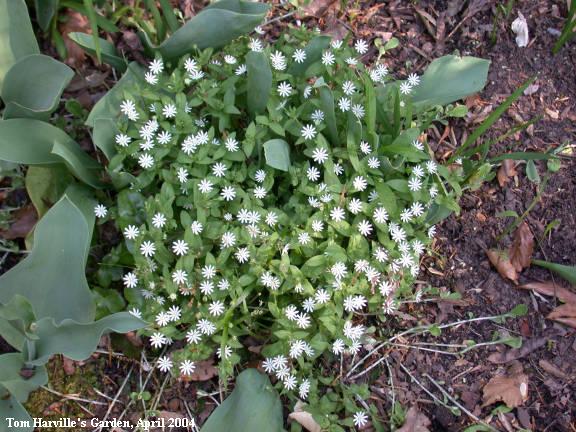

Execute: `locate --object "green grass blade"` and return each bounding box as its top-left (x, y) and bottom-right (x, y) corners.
top-left (553, 0), bottom-right (576, 54)
top-left (143, 0), bottom-right (166, 43)
top-left (158, 0), bottom-right (179, 33)
top-left (82, 0), bottom-right (101, 63)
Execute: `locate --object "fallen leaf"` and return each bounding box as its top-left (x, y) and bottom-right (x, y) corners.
top-left (538, 359), bottom-right (570, 380)
top-left (509, 222), bottom-right (534, 272)
top-left (547, 303), bottom-right (576, 328)
top-left (397, 406), bottom-right (431, 432)
top-left (187, 359), bottom-right (218, 381)
top-left (497, 159), bottom-right (517, 187)
top-left (511, 12), bottom-right (529, 47)
top-left (488, 329), bottom-right (561, 364)
top-left (59, 9), bottom-right (91, 67)
top-left (0, 205), bottom-right (37, 239)
top-left (487, 249), bottom-right (519, 283)
top-left (62, 356), bottom-right (76, 376)
top-left (482, 362), bottom-right (529, 408)
top-left (289, 411), bottom-right (321, 432)
top-left (519, 281), bottom-right (576, 304)
top-left (545, 108), bottom-right (559, 119)
top-left (523, 83), bottom-right (539, 95)
top-left (302, 0), bottom-right (339, 17)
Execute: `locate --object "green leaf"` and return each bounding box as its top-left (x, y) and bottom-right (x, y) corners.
top-left (68, 32), bottom-right (127, 72)
top-left (525, 160), bottom-right (540, 184)
top-left (1, 54), bottom-right (74, 120)
top-left (0, 186), bottom-right (96, 324)
top-left (0, 295), bottom-right (37, 351)
top-left (34, 0), bottom-right (59, 31)
top-left (412, 55), bottom-right (490, 109)
top-left (318, 85), bottom-right (338, 145)
top-left (287, 36), bottom-right (330, 77)
top-left (246, 51), bottom-right (272, 116)
top-left (0, 0), bottom-right (40, 88)
top-left (532, 260), bottom-right (576, 285)
top-left (263, 139), bottom-right (290, 171)
top-left (200, 369), bottom-right (283, 432)
top-left (507, 304), bottom-right (528, 318)
top-left (158, 0), bottom-right (269, 60)
top-left (425, 202), bottom-right (454, 225)
top-left (0, 395), bottom-right (33, 432)
top-left (25, 313), bottom-right (146, 365)
top-left (0, 353), bottom-right (47, 402)
top-left (0, 119), bottom-right (103, 188)
top-left (25, 166), bottom-right (72, 218)
top-left (92, 118), bottom-right (119, 161)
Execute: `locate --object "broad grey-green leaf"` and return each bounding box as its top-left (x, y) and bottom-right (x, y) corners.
top-left (0, 353), bottom-right (48, 402)
top-left (1, 54), bottom-right (74, 121)
top-left (25, 166), bottom-right (72, 217)
top-left (0, 0), bottom-right (39, 88)
top-left (0, 295), bottom-right (37, 351)
top-left (246, 51), bottom-right (272, 116)
top-left (25, 313), bottom-right (147, 365)
top-left (0, 119), bottom-right (103, 188)
top-left (159, 0), bottom-right (269, 60)
top-left (0, 186), bottom-right (96, 324)
top-left (68, 32), bottom-right (127, 72)
top-left (0, 396), bottom-right (33, 432)
top-left (287, 35), bottom-right (330, 77)
top-left (86, 62), bottom-right (144, 128)
top-left (200, 369), bottom-right (283, 432)
top-left (412, 55), bottom-right (490, 108)
top-left (318, 86), bottom-right (338, 145)
top-left (92, 118), bottom-right (119, 161)
top-left (263, 139), bottom-right (290, 171)
top-left (35, 0), bottom-right (59, 31)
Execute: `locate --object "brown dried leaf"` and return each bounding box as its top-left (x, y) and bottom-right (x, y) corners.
top-left (487, 249), bottom-right (519, 283)
top-left (488, 329), bottom-right (560, 364)
top-left (497, 160), bottom-right (517, 187)
top-left (289, 411), bottom-right (321, 432)
top-left (509, 222), bottom-right (534, 272)
top-left (187, 359), bottom-right (218, 381)
top-left (519, 281), bottom-right (576, 304)
top-left (62, 356), bottom-right (76, 376)
top-left (547, 303), bottom-right (576, 328)
top-left (59, 9), bottom-right (91, 67)
top-left (482, 364), bottom-right (529, 408)
top-left (0, 205), bottom-right (37, 240)
top-left (302, 0), bottom-right (339, 17)
top-left (397, 406), bottom-right (431, 432)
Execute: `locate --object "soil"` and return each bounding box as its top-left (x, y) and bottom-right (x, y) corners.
top-left (1, 0), bottom-right (575, 431)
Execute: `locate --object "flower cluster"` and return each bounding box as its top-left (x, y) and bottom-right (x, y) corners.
top-left (96, 27), bottom-right (463, 428)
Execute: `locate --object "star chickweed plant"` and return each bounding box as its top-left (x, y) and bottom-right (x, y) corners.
top-left (97, 27), bottom-right (468, 425)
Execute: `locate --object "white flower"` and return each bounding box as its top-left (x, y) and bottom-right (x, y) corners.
top-left (367, 157), bottom-right (380, 169)
top-left (149, 58), bottom-right (164, 74)
top-left (408, 176), bottom-right (422, 192)
top-left (217, 346), bottom-right (232, 359)
top-left (140, 240), bottom-right (156, 257)
top-left (270, 50), bottom-right (287, 70)
top-left (353, 176), bottom-right (368, 191)
top-left (265, 212), bottom-right (278, 226)
top-left (184, 58), bottom-right (198, 73)
top-left (379, 280), bottom-right (393, 296)
top-left (374, 247), bottom-right (388, 263)
top-left (150, 332), bottom-right (167, 348)
top-left (235, 247), bottom-right (250, 263)
top-left (428, 226), bottom-right (436, 238)
top-left (303, 86), bottom-right (312, 99)
top-left (345, 57), bottom-right (358, 66)
top-left (162, 103), bottom-right (177, 118)
top-left (212, 162), bottom-right (227, 178)
top-left (321, 51), bottom-right (335, 66)
top-left (189, 69), bottom-right (205, 80)
top-left (338, 97), bottom-right (351, 112)
top-left (220, 186), bottom-right (236, 201)
top-left (167, 305), bottom-right (181, 321)
top-left (407, 73), bottom-right (421, 86)
top-left (330, 206), bottom-right (345, 222)
top-left (293, 48), bottom-right (306, 63)
top-left (376, 64), bottom-right (389, 77)
top-left (225, 137), bottom-right (239, 152)
top-left (331, 262), bottom-right (347, 280)
top-left (253, 186), bottom-right (267, 199)
top-left (152, 213), bottom-right (166, 229)
top-left (172, 269), bottom-right (187, 285)
top-left (390, 225), bottom-right (407, 243)
top-left (179, 360), bottom-right (195, 376)
top-left (198, 179), bottom-right (213, 194)
top-left (209, 300), bottom-right (225, 316)
top-left (400, 82), bottom-right (413, 95)
top-left (218, 279), bottom-right (230, 290)
top-left (411, 202), bottom-right (425, 217)
top-left (333, 163), bottom-right (344, 175)
top-left (120, 100), bottom-right (138, 120)
top-left (400, 208), bottom-right (413, 223)
top-left (357, 220), bottom-right (373, 236)
top-left (285, 305), bottom-right (299, 321)
top-left (354, 39), bottom-right (369, 54)
top-left (352, 104), bottom-right (365, 119)
top-left (157, 356), bottom-right (173, 373)
top-left (235, 64), bottom-right (247, 75)
top-left (115, 134), bottom-right (131, 147)
top-left (221, 232), bottom-right (236, 248)
top-left (412, 139), bottom-right (424, 150)
top-left (296, 313), bottom-right (310, 328)
top-left (139, 140), bottom-right (154, 151)
top-left (249, 38), bottom-right (263, 52)
top-left (197, 319), bottom-right (216, 335)
top-left (348, 198), bottom-right (363, 214)
top-left (224, 54), bottom-right (237, 64)
top-left (290, 340), bottom-right (306, 358)
top-left (311, 147), bottom-right (328, 164)
top-left (342, 80), bottom-right (356, 95)
top-left (332, 339), bottom-right (345, 355)
top-left (383, 298), bottom-right (398, 314)
top-left (255, 169), bottom-right (266, 183)
top-left (138, 153), bottom-right (154, 169)
top-left (298, 232), bottom-right (311, 245)
top-left (331, 39), bottom-right (343, 49)
top-left (123, 272), bottom-right (138, 288)
top-left (145, 71), bottom-right (158, 85)
top-left (124, 225), bottom-right (139, 240)
top-left (277, 81), bottom-right (292, 97)
top-left (94, 204), bottom-right (107, 218)
top-left (156, 312), bottom-right (171, 327)
top-left (353, 411), bottom-right (368, 427)
top-left (426, 160), bottom-right (437, 174)
top-left (306, 166), bottom-right (320, 182)
top-left (429, 184), bottom-right (439, 198)
top-left (202, 265), bottom-right (216, 280)
top-left (283, 374), bottom-right (297, 390)
top-left (157, 130), bottom-right (172, 144)
top-left (311, 109), bottom-right (324, 123)
top-left (314, 289), bottom-right (330, 305)
top-left (373, 207), bottom-right (388, 224)
top-left (311, 220), bottom-right (324, 232)
top-left (172, 240), bottom-right (189, 256)
top-left (176, 167), bottom-right (188, 183)
top-left (262, 358), bottom-right (275, 373)
top-left (299, 379), bottom-right (310, 399)
top-left (301, 124), bottom-right (317, 140)
top-left (412, 165), bottom-right (425, 178)
top-left (199, 281), bottom-right (214, 295)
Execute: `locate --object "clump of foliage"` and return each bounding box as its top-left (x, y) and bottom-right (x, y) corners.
top-left (92, 24), bottom-right (489, 428)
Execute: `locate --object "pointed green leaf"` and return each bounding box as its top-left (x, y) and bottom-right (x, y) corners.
top-left (25, 313), bottom-right (147, 365)
top-left (200, 369), bottom-right (283, 432)
top-left (25, 166), bottom-right (72, 218)
top-left (158, 0), bottom-right (269, 60)
top-left (412, 55), bottom-right (490, 108)
top-left (68, 32), bottom-right (127, 72)
top-left (532, 260), bottom-right (576, 285)
top-left (34, 0), bottom-right (59, 31)
top-left (1, 54), bottom-right (74, 120)
top-left (263, 139), bottom-right (290, 171)
top-left (0, 0), bottom-right (39, 88)
top-left (0, 353), bottom-right (48, 402)
top-left (246, 51), bottom-right (272, 116)
top-left (0, 186), bottom-right (96, 324)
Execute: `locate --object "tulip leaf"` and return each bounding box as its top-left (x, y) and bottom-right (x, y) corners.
top-left (200, 369), bottom-right (283, 432)
top-left (0, 396), bottom-right (33, 432)
top-left (34, 0), bottom-right (59, 31)
top-left (532, 260), bottom-right (576, 285)
top-left (0, 353), bottom-right (48, 402)
top-left (1, 54), bottom-right (74, 121)
top-left (0, 186), bottom-right (96, 324)
top-left (246, 51), bottom-right (272, 116)
top-left (69, 32), bottom-right (127, 72)
top-left (412, 55), bottom-right (490, 108)
top-left (25, 313), bottom-right (147, 365)
top-left (158, 0), bottom-right (269, 60)
top-left (0, 119), bottom-right (103, 188)
top-left (263, 139), bottom-right (291, 172)
top-left (25, 166), bottom-right (73, 218)
top-left (287, 35), bottom-right (330, 77)
top-left (0, 0), bottom-right (39, 88)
